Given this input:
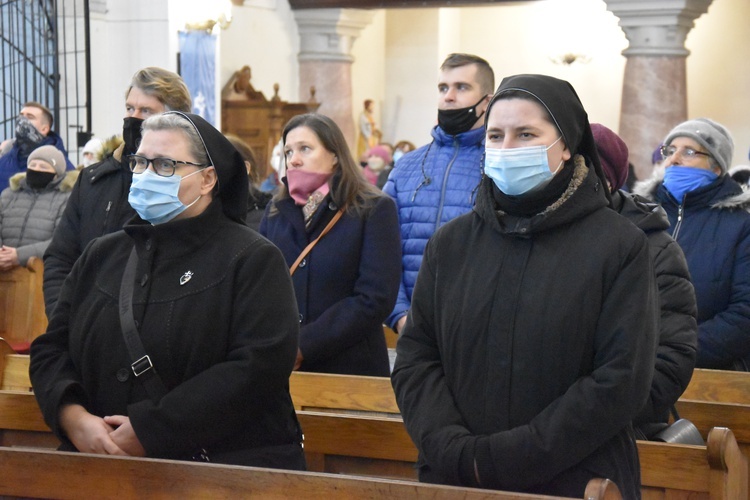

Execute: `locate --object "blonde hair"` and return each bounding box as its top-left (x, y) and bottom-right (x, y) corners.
top-left (126, 67), bottom-right (192, 113)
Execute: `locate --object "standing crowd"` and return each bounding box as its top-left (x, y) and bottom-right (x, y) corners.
top-left (0, 52), bottom-right (745, 498)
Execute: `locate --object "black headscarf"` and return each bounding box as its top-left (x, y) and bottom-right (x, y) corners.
top-left (163, 111), bottom-right (248, 224)
top-left (484, 74), bottom-right (611, 207)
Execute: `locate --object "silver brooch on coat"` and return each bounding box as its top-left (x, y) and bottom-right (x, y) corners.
top-left (180, 271), bottom-right (194, 285)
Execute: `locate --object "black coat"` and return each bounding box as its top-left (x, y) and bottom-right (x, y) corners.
top-left (30, 200), bottom-right (303, 467)
top-left (43, 145), bottom-right (136, 316)
top-left (392, 160), bottom-right (658, 498)
top-left (261, 194), bottom-right (401, 376)
top-left (612, 191), bottom-right (697, 432)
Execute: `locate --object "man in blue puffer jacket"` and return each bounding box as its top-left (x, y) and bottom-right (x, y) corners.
top-left (384, 53), bottom-right (494, 333)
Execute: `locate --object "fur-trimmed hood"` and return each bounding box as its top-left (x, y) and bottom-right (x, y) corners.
top-left (7, 169), bottom-right (79, 193)
top-left (475, 154), bottom-right (608, 235)
top-left (633, 166), bottom-right (750, 211)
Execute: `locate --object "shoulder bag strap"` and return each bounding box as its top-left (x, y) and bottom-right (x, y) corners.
top-left (119, 247), bottom-right (169, 402)
top-left (289, 208), bottom-right (345, 276)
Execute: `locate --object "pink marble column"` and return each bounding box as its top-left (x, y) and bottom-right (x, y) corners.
top-left (294, 9), bottom-right (374, 153)
top-left (299, 61), bottom-right (354, 152)
top-left (605, 0), bottom-right (713, 180)
top-left (620, 56), bottom-right (687, 180)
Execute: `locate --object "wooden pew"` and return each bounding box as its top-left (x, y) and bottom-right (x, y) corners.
top-left (0, 447), bottom-right (621, 500)
top-left (383, 324), bottom-right (398, 349)
top-left (0, 387), bottom-right (745, 499)
top-left (0, 338), bottom-right (32, 391)
top-left (0, 256), bottom-right (47, 353)
top-left (289, 371), bottom-right (750, 498)
top-left (296, 410), bottom-right (747, 500)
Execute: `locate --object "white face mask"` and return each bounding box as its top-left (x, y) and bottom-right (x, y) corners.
top-left (484, 136), bottom-right (563, 196)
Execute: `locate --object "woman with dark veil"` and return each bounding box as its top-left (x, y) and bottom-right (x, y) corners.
top-left (392, 74), bottom-right (658, 498)
top-left (30, 112), bottom-right (304, 470)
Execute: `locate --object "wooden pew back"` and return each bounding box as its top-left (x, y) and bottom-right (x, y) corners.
top-left (0, 447), bottom-right (620, 500)
top-left (681, 369), bottom-right (750, 405)
top-left (297, 409), bottom-right (747, 500)
top-left (0, 257), bottom-right (47, 352)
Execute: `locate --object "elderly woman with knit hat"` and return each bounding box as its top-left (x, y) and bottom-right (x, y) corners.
top-left (392, 74), bottom-right (658, 498)
top-left (30, 112), bottom-right (305, 469)
top-left (635, 118), bottom-right (750, 371)
top-left (0, 145), bottom-right (78, 271)
top-left (592, 123), bottom-right (698, 439)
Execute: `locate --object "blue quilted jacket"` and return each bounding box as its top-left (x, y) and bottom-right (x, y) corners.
top-left (383, 125), bottom-right (484, 328)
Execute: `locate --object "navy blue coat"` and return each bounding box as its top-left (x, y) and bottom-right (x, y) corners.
top-left (260, 194), bottom-right (401, 376)
top-left (637, 174), bottom-right (750, 370)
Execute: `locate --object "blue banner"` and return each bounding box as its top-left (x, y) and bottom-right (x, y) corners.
top-left (179, 31), bottom-right (217, 126)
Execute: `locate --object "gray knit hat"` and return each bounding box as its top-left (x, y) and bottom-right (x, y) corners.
top-left (27, 145), bottom-right (66, 177)
top-left (664, 118), bottom-right (734, 174)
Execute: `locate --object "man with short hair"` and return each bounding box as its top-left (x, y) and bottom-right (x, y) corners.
top-left (43, 67), bottom-right (191, 315)
top-left (384, 53), bottom-right (494, 334)
top-left (0, 102), bottom-right (75, 191)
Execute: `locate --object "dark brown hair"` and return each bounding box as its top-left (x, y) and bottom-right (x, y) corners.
top-left (440, 53), bottom-right (495, 96)
top-left (271, 113), bottom-right (382, 216)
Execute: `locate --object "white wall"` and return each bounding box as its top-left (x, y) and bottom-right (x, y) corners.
top-left (351, 10), bottom-right (386, 147)
top-left (687, 0), bottom-right (750, 168)
top-left (219, 1), bottom-right (299, 107)
top-left (372, 0), bottom-right (628, 150)
top-left (89, 0), bottom-right (172, 141)
top-left (84, 0), bottom-right (749, 168)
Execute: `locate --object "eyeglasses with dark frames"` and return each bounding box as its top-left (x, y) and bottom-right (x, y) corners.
top-left (128, 155), bottom-right (208, 177)
top-left (660, 145), bottom-right (711, 161)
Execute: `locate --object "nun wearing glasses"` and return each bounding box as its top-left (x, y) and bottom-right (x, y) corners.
top-left (635, 118), bottom-right (750, 371)
top-left (30, 112), bottom-right (305, 469)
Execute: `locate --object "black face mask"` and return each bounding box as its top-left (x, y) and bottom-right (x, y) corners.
top-left (15, 116), bottom-right (46, 157)
top-left (25, 169), bottom-right (56, 190)
top-left (437, 95), bottom-right (487, 136)
top-left (122, 117), bottom-right (145, 156)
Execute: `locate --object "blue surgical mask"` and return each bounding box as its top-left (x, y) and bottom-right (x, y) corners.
top-left (663, 165), bottom-right (718, 202)
top-left (484, 136), bottom-right (563, 196)
top-left (128, 168), bottom-right (204, 225)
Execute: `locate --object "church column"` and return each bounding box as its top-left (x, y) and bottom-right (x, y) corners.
top-left (604, 0), bottom-right (713, 180)
top-left (294, 9), bottom-right (375, 152)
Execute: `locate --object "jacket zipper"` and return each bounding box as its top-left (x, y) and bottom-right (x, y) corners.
top-left (435, 137), bottom-right (461, 231)
top-left (672, 202), bottom-right (685, 241)
top-left (102, 200), bottom-right (113, 234)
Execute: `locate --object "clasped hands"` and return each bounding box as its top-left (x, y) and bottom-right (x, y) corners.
top-left (60, 404), bottom-right (146, 457)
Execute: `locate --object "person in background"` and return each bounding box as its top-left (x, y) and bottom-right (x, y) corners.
top-left (225, 133), bottom-right (272, 232)
top-left (260, 113), bottom-right (401, 376)
top-left (392, 74), bottom-right (657, 498)
top-left (363, 145), bottom-right (392, 189)
top-left (30, 111), bottom-right (304, 469)
top-left (591, 123), bottom-right (697, 438)
top-left (80, 137), bottom-right (104, 168)
top-left (392, 140), bottom-right (416, 165)
top-left (260, 139), bottom-right (284, 193)
top-left (43, 67), bottom-right (191, 317)
top-left (384, 53), bottom-right (494, 335)
top-left (0, 145), bottom-right (78, 271)
top-left (635, 118), bottom-right (750, 371)
top-left (0, 102), bottom-right (75, 191)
